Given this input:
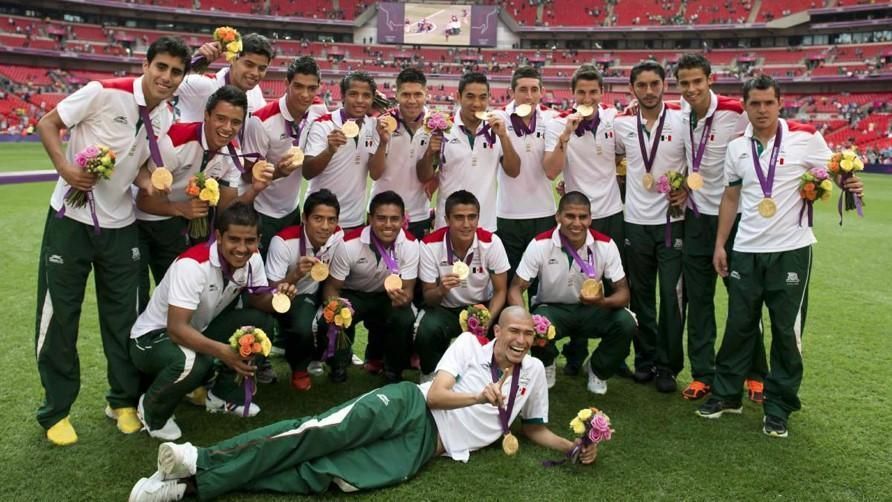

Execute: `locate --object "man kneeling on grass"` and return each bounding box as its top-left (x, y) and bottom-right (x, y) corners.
top-left (129, 306), bottom-right (597, 501)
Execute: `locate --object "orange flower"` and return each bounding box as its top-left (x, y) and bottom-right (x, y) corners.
top-left (323, 309), bottom-right (334, 323)
top-left (803, 182), bottom-right (816, 193)
top-left (806, 191), bottom-right (817, 201)
top-left (239, 345), bottom-right (253, 358)
top-left (239, 334), bottom-right (254, 347)
top-left (252, 342), bottom-right (262, 353)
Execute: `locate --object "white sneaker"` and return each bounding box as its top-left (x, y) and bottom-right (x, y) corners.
top-left (307, 361), bottom-right (324, 376)
top-left (158, 442), bottom-right (198, 480)
top-left (544, 363), bottom-right (556, 389)
top-left (351, 354), bottom-right (364, 366)
top-left (205, 390), bottom-right (260, 417)
top-left (586, 362), bottom-right (608, 395)
top-left (138, 395), bottom-right (182, 441)
top-left (129, 472), bottom-right (185, 502)
top-left (419, 372), bottom-right (435, 384)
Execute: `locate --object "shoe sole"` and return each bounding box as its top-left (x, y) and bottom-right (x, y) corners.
top-left (682, 390), bottom-right (710, 401)
top-left (695, 407), bottom-right (743, 419)
top-left (158, 443), bottom-right (190, 480)
top-left (129, 477), bottom-right (150, 502)
top-left (763, 427), bottom-right (789, 438)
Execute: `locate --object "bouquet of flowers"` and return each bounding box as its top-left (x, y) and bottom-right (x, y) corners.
top-left (214, 26), bottom-right (242, 63)
top-left (321, 297), bottom-right (354, 360)
top-left (531, 314), bottom-right (556, 348)
top-left (228, 325), bottom-right (271, 417)
top-left (797, 166), bottom-right (832, 227)
top-left (423, 111), bottom-right (453, 135)
top-left (66, 144), bottom-right (115, 208)
top-left (185, 173), bottom-right (220, 240)
top-left (827, 148), bottom-right (865, 224)
top-left (459, 304), bottom-right (492, 345)
top-left (657, 170), bottom-right (686, 218)
top-left (568, 406), bottom-right (613, 462)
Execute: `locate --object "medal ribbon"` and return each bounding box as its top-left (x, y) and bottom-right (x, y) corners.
top-left (445, 231), bottom-right (474, 266)
top-left (689, 115), bottom-right (714, 173)
top-left (285, 111), bottom-right (309, 147)
top-left (636, 108), bottom-right (667, 174)
top-left (220, 256), bottom-right (276, 295)
top-left (509, 106), bottom-right (537, 137)
top-left (339, 109), bottom-right (364, 146)
top-left (559, 233), bottom-right (596, 279)
top-left (750, 123), bottom-right (783, 199)
top-left (574, 110), bottom-right (600, 138)
top-left (460, 123), bottom-right (496, 148)
top-left (390, 108), bottom-right (424, 137)
top-left (369, 230), bottom-right (400, 274)
top-left (489, 356), bottom-right (521, 437)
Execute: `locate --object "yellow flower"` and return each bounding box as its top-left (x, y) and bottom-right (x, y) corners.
top-left (334, 314), bottom-right (343, 327)
top-left (853, 158), bottom-right (864, 171)
top-left (577, 408), bottom-right (593, 421)
top-left (340, 308), bottom-right (353, 327)
top-left (839, 158), bottom-right (853, 172)
top-left (459, 309), bottom-right (469, 331)
top-left (842, 150), bottom-right (857, 161)
top-left (546, 325), bottom-right (556, 340)
top-left (205, 178), bottom-right (219, 191)
top-left (199, 188), bottom-right (219, 205)
top-left (570, 417), bottom-right (586, 435)
top-left (227, 41), bottom-right (241, 54)
top-left (820, 179), bottom-right (833, 192)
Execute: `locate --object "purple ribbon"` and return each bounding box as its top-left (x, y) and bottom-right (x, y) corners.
top-left (689, 115), bottom-right (714, 174)
top-left (220, 256), bottom-right (274, 294)
top-left (510, 106), bottom-right (537, 137)
top-left (390, 108), bottom-right (424, 135)
top-left (574, 110), bottom-right (600, 138)
top-left (190, 54), bottom-right (207, 67)
top-left (460, 123), bottom-right (496, 148)
top-left (750, 123), bottom-right (783, 199)
top-left (242, 376), bottom-right (254, 417)
top-left (799, 199), bottom-right (814, 228)
top-left (369, 230), bottom-right (400, 274)
top-left (56, 187), bottom-right (101, 235)
top-left (195, 123), bottom-right (261, 174)
top-left (636, 108), bottom-right (667, 175)
top-left (488, 355), bottom-right (521, 436)
top-left (836, 172), bottom-right (864, 226)
top-left (542, 438), bottom-right (591, 467)
top-left (285, 111), bottom-right (309, 146)
top-left (445, 231), bottom-right (474, 266)
top-left (323, 324), bottom-right (338, 360)
top-left (559, 233), bottom-right (596, 278)
top-left (339, 108), bottom-right (364, 145)
top-left (138, 105), bottom-right (164, 168)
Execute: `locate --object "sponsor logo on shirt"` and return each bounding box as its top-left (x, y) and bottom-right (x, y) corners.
top-left (547, 258), bottom-right (559, 265)
top-left (730, 270), bottom-right (741, 280)
top-left (114, 116), bottom-right (128, 125)
top-left (449, 138), bottom-right (460, 144)
top-left (376, 394), bottom-right (390, 406)
top-left (48, 254), bottom-right (64, 265)
top-left (208, 284), bottom-right (218, 292)
top-left (785, 272), bottom-right (800, 286)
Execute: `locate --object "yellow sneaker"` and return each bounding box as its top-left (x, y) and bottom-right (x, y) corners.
top-left (105, 405), bottom-right (142, 434)
top-left (46, 416), bottom-right (78, 446)
top-left (184, 387), bottom-right (207, 407)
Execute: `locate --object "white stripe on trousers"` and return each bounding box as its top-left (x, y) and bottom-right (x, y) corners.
top-left (272, 389), bottom-right (376, 440)
top-left (36, 289), bottom-right (53, 359)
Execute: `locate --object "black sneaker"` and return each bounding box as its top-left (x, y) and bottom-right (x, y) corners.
top-left (633, 366), bottom-right (656, 383)
top-left (615, 364), bottom-right (634, 380)
top-left (762, 415), bottom-right (789, 438)
top-left (563, 362), bottom-right (581, 377)
top-left (329, 366), bottom-right (348, 383)
top-left (255, 358), bottom-right (278, 384)
top-left (696, 397), bottom-right (743, 419)
top-left (655, 369), bottom-right (677, 393)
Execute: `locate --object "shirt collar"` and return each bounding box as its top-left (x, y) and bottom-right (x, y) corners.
top-left (551, 226), bottom-right (594, 249)
top-left (278, 95), bottom-right (296, 122)
top-left (744, 117), bottom-right (787, 144)
top-left (133, 75), bottom-right (147, 107)
top-left (360, 225), bottom-right (406, 246)
top-left (455, 109), bottom-right (486, 134)
top-left (681, 90), bottom-right (718, 121)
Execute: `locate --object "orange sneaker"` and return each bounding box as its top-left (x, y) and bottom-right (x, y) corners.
top-left (291, 370), bottom-right (312, 392)
top-left (746, 379), bottom-right (764, 404)
top-left (682, 380), bottom-right (711, 400)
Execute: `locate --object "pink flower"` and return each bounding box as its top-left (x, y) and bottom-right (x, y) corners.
top-left (591, 413), bottom-right (610, 431)
top-left (427, 113), bottom-right (448, 131)
top-left (809, 167), bottom-right (829, 180)
top-left (657, 175), bottom-right (671, 194)
top-left (467, 316), bottom-right (480, 332)
top-left (82, 145), bottom-right (100, 158)
top-left (74, 152), bottom-right (88, 168)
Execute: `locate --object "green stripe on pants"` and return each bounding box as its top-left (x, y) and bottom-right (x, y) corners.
top-left (35, 208), bottom-right (141, 428)
top-left (712, 246), bottom-right (812, 420)
top-left (195, 381), bottom-right (438, 498)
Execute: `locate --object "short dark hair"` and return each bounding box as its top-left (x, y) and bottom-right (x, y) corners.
top-left (742, 75), bottom-right (781, 103)
top-left (303, 189), bottom-right (340, 218)
top-left (630, 60), bottom-right (666, 84)
top-left (571, 64), bottom-right (603, 93)
top-left (458, 72), bottom-right (489, 95)
top-left (287, 56), bottom-right (320, 83)
top-left (444, 190), bottom-right (480, 217)
top-left (558, 191), bottom-right (592, 213)
top-left (369, 190), bottom-right (405, 216)
top-left (205, 85), bottom-right (248, 119)
top-left (396, 67), bottom-right (427, 90)
top-left (340, 71), bottom-right (377, 96)
top-left (240, 33), bottom-right (275, 63)
top-left (146, 36), bottom-right (191, 72)
top-left (674, 53), bottom-right (712, 79)
top-left (216, 201), bottom-right (259, 234)
top-left (510, 66), bottom-right (541, 92)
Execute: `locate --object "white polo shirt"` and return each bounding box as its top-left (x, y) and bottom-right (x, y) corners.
top-left (265, 224), bottom-right (344, 295)
top-left (418, 333), bottom-right (548, 463)
top-left (545, 104), bottom-right (622, 220)
top-left (304, 110), bottom-right (380, 229)
top-left (725, 119), bottom-right (830, 253)
top-left (175, 68), bottom-right (266, 123)
top-left (330, 226), bottom-right (419, 293)
top-left (681, 91), bottom-right (749, 216)
top-left (49, 76), bottom-right (175, 229)
top-left (614, 103), bottom-right (687, 225)
top-left (516, 227), bottom-right (625, 305)
top-left (493, 102), bottom-right (557, 220)
top-left (245, 96), bottom-right (326, 218)
top-left (371, 107), bottom-right (432, 224)
top-left (419, 227), bottom-right (511, 308)
top-left (136, 121), bottom-right (242, 222)
top-left (131, 242), bottom-right (268, 338)
top-left (437, 112), bottom-right (505, 232)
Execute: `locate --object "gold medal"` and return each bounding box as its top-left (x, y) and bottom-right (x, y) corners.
top-left (309, 261), bottom-right (329, 282)
top-left (286, 146), bottom-right (304, 167)
top-left (687, 171), bottom-right (704, 191)
top-left (252, 160), bottom-right (273, 181)
top-left (502, 432), bottom-right (519, 456)
top-left (271, 293), bottom-right (291, 314)
top-left (384, 273), bottom-right (403, 291)
top-left (452, 261), bottom-right (470, 280)
top-left (642, 173), bottom-right (655, 191)
top-left (581, 278), bottom-right (603, 299)
top-left (514, 104), bottom-right (532, 118)
top-left (341, 121), bottom-right (360, 139)
top-left (758, 197), bottom-right (777, 218)
top-left (381, 115), bottom-right (398, 134)
top-left (576, 104), bottom-right (594, 117)
top-left (150, 167), bottom-right (173, 191)
top-left (474, 110), bottom-right (491, 121)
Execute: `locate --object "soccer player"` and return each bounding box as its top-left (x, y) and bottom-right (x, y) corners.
top-left (320, 191), bottom-right (419, 383)
top-left (674, 54), bottom-right (768, 402)
top-left (129, 203), bottom-right (296, 440)
top-left (35, 36), bottom-right (190, 446)
top-left (176, 33), bottom-right (273, 122)
top-left (508, 192), bottom-right (635, 391)
top-left (613, 60), bottom-right (687, 393)
top-left (415, 190), bottom-right (511, 381)
top-left (128, 307), bottom-right (597, 501)
top-left (265, 189), bottom-right (344, 391)
top-left (697, 76), bottom-right (864, 438)
top-left (370, 67), bottom-right (433, 238)
top-left (244, 56), bottom-right (328, 256)
top-left (304, 71), bottom-right (388, 230)
top-left (417, 72), bottom-right (520, 232)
